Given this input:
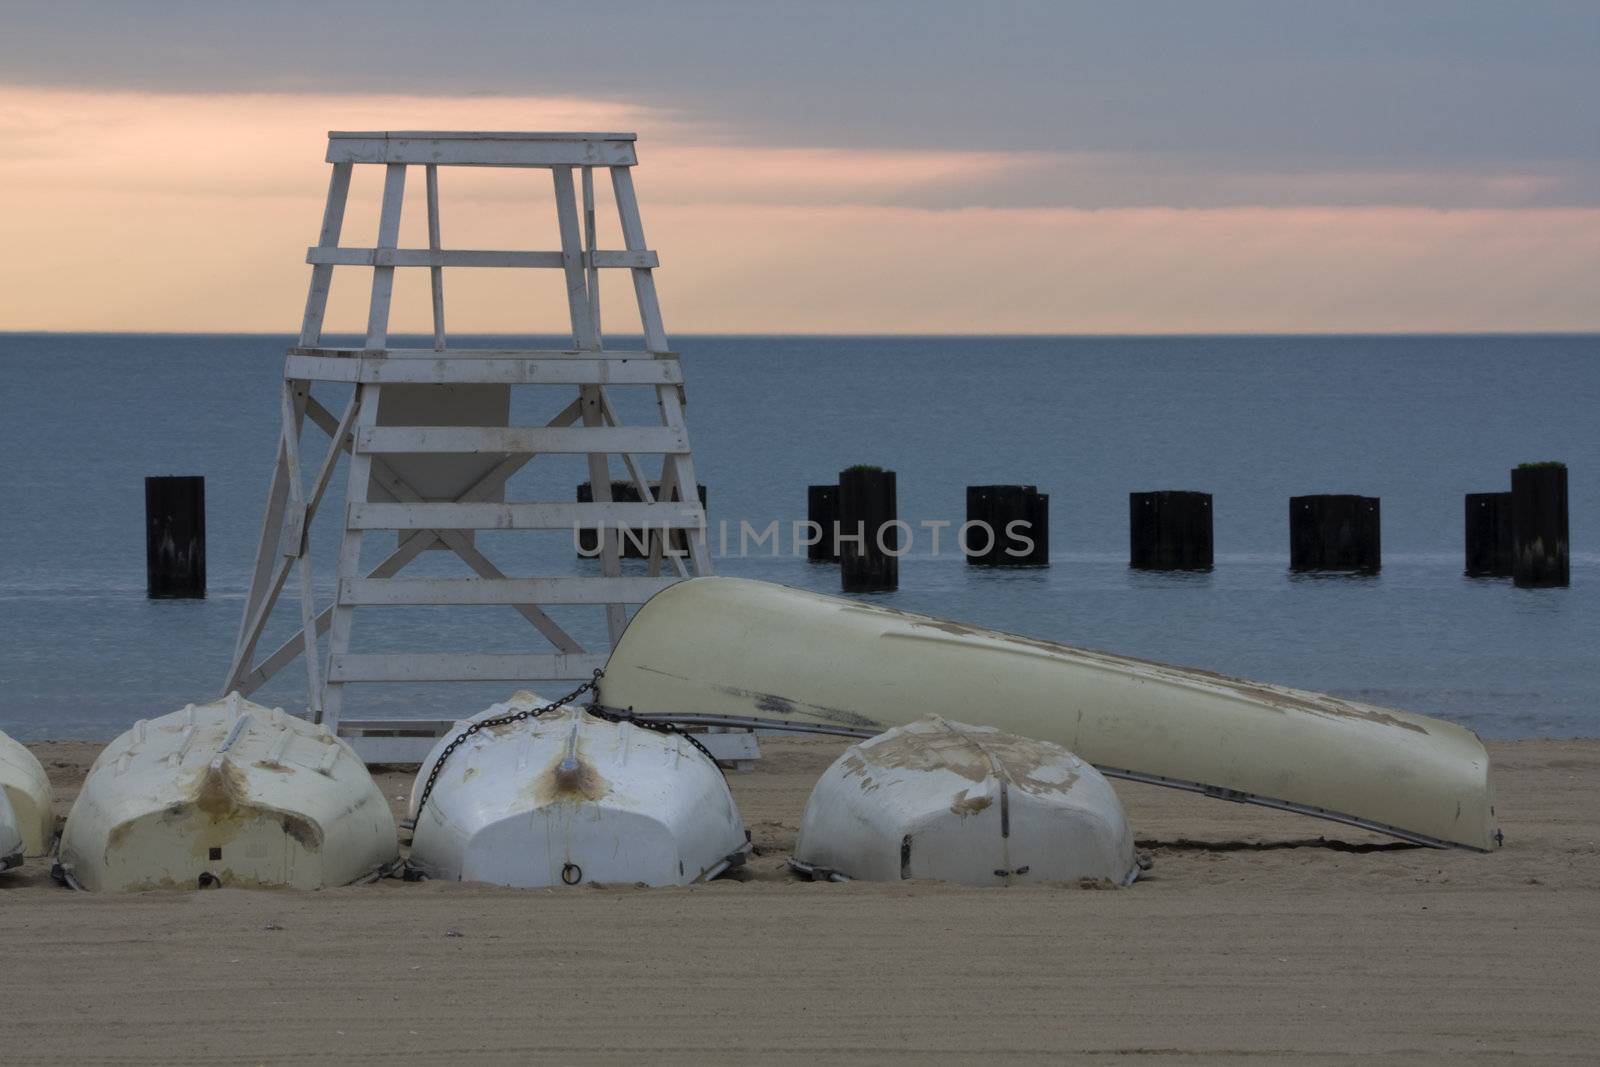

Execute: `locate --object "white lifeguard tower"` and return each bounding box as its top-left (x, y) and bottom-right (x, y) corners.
top-left (224, 131), bottom-right (717, 759)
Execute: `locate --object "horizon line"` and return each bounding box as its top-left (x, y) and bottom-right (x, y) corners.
top-left (4, 329), bottom-right (1599, 340)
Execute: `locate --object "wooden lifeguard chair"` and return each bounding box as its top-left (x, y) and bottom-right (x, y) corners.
top-left (224, 131), bottom-right (723, 761)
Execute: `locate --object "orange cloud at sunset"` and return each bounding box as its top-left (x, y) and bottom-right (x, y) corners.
top-left (2, 88), bottom-right (1597, 334)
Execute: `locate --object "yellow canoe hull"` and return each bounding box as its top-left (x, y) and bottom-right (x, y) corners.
top-left (601, 578), bottom-right (1499, 851)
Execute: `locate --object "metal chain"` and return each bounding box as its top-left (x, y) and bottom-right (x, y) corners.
top-left (407, 669), bottom-right (724, 830)
top-left (409, 671), bottom-right (602, 827)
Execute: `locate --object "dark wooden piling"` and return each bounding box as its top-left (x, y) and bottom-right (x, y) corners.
top-left (839, 467), bottom-right (898, 592)
top-left (807, 485), bottom-right (840, 562)
top-left (965, 485), bottom-right (1049, 566)
top-left (578, 480), bottom-right (706, 559)
top-left (1511, 463), bottom-right (1569, 588)
top-left (145, 475), bottom-right (205, 598)
top-left (1130, 490), bottom-right (1213, 571)
top-left (1289, 495), bottom-right (1380, 573)
top-left (1464, 492), bottom-right (1513, 578)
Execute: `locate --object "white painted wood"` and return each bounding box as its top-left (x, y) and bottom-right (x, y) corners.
top-left (283, 355), bottom-right (682, 385)
top-left (340, 575), bottom-right (679, 606)
top-left (278, 381), bottom-right (323, 715)
top-left (329, 653), bottom-right (608, 683)
top-left (424, 164), bottom-right (446, 350)
top-left (327, 134), bottom-right (637, 167)
top-left (229, 132), bottom-right (715, 742)
top-left (347, 501), bottom-right (705, 530)
top-left (299, 162), bottom-right (353, 346)
top-left (321, 381), bottom-right (382, 731)
top-left (364, 163), bottom-right (407, 349)
top-left (331, 130), bottom-right (637, 141)
top-left (305, 248), bottom-right (656, 269)
top-left (231, 443), bottom-right (289, 670)
top-left (304, 394), bottom-right (587, 656)
top-left (355, 425), bottom-right (689, 455)
top-left (290, 346), bottom-right (673, 360)
top-left (582, 166), bottom-right (603, 346)
top-left (361, 453), bottom-right (585, 654)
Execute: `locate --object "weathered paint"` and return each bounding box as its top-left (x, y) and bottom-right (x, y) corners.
top-left (407, 693), bottom-right (749, 887)
top-left (796, 717), bottom-right (1137, 885)
top-left (57, 695), bottom-right (397, 892)
top-left (601, 577), bottom-right (1500, 851)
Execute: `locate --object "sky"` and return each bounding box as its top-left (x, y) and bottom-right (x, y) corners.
top-left (1, 1), bottom-right (1598, 334)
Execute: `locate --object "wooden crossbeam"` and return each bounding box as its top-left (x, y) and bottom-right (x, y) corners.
top-left (327, 132), bottom-right (637, 167)
top-left (284, 355), bottom-right (682, 386)
top-left (347, 500), bottom-right (706, 530)
top-left (329, 652), bottom-right (609, 683)
top-left (305, 248), bottom-right (657, 269)
top-left (289, 346), bottom-right (673, 360)
top-left (354, 425), bottom-right (689, 455)
top-left (340, 576), bottom-right (679, 606)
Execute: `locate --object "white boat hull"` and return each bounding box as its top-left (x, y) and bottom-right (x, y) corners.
top-left (58, 695), bottom-right (398, 892)
top-left (1, 729), bottom-right (56, 857)
top-left (601, 578), bottom-right (1500, 851)
top-left (796, 716), bottom-right (1139, 886)
top-left (408, 693), bottom-right (750, 887)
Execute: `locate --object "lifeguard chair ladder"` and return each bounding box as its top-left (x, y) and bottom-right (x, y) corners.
top-left (223, 131), bottom-right (716, 759)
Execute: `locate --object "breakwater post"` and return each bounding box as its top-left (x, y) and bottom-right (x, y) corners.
top-left (807, 485), bottom-right (840, 562)
top-left (839, 466), bottom-right (898, 592)
top-left (1289, 494), bottom-right (1380, 573)
top-left (1511, 463), bottom-right (1569, 588)
top-left (145, 475), bottom-right (206, 598)
top-left (1130, 490), bottom-right (1213, 571)
top-left (1464, 492), bottom-right (1513, 578)
top-left (965, 485), bottom-right (1049, 566)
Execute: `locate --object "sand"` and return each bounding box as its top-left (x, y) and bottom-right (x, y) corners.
top-left (2, 736), bottom-right (1598, 1064)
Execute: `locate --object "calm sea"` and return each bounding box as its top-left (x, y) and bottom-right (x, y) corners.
top-left (1, 333), bottom-right (1595, 740)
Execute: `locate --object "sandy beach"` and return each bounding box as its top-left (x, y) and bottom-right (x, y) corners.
top-left (0, 735), bottom-right (1595, 1063)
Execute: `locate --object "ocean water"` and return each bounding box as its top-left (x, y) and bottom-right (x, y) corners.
top-left (0, 332), bottom-right (1595, 740)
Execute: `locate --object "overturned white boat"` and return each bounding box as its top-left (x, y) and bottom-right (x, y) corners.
top-left (407, 692), bottom-right (751, 887)
top-left (1, 729), bottom-right (56, 858)
top-left (601, 578), bottom-right (1500, 851)
top-left (795, 717), bottom-right (1139, 886)
top-left (57, 694), bottom-right (398, 892)
top-left (0, 788), bottom-right (22, 872)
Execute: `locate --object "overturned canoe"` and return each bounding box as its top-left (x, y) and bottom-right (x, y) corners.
top-left (795, 716), bottom-right (1139, 885)
top-left (408, 692), bottom-right (750, 887)
top-left (601, 578), bottom-right (1499, 851)
top-left (1, 729), bottom-right (55, 858)
top-left (57, 694), bottom-right (398, 892)
top-left (0, 788), bottom-right (22, 872)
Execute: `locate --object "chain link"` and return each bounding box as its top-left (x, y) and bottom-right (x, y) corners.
top-left (408, 668), bottom-right (724, 830)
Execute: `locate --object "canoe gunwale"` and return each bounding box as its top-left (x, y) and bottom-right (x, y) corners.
top-left (606, 708), bottom-right (1493, 853)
